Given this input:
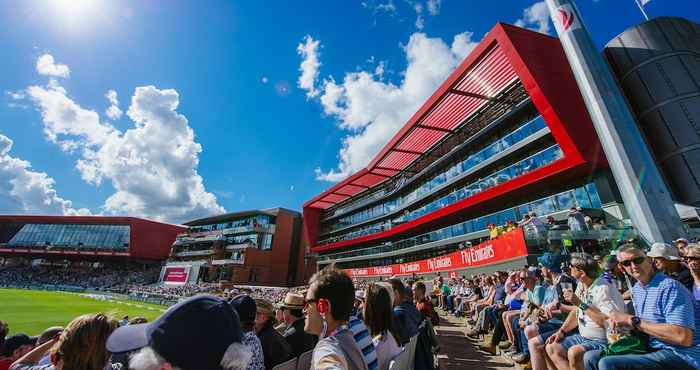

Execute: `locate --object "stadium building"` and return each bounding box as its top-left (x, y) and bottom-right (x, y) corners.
top-left (303, 23), bottom-right (631, 278)
top-left (0, 215), bottom-right (185, 262)
top-left (164, 208), bottom-right (306, 287)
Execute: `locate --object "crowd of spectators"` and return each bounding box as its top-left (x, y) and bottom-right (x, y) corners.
top-left (0, 264), bottom-right (159, 292)
top-left (433, 236), bottom-right (700, 370)
top-left (0, 266), bottom-right (443, 370)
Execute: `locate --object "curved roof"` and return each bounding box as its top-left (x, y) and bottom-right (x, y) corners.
top-left (305, 24), bottom-right (518, 210)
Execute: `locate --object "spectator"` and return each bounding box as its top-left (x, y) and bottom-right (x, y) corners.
top-left (676, 238), bottom-right (690, 257)
top-left (128, 317), bottom-right (147, 325)
top-left (685, 244), bottom-right (700, 301)
top-left (231, 295), bottom-right (265, 370)
top-left (648, 242), bottom-right (693, 291)
top-left (34, 327), bottom-right (63, 367)
top-left (389, 278), bottom-right (421, 346)
top-left (107, 295), bottom-right (252, 370)
top-left (567, 207), bottom-right (589, 233)
top-left (584, 244), bottom-right (700, 370)
top-left (277, 293), bottom-right (317, 358)
top-left (545, 253), bottom-right (624, 370)
top-left (347, 315), bottom-right (378, 370)
top-left (304, 268), bottom-right (368, 370)
top-left (413, 282), bottom-right (440, 326)
top-left (119, 316), bottom-right (129, 327)
top-left (11, 314), bottom-right (117, 370)
top-left (363, 284), bottom-right (401, 370)
top-left (0, 321), bottom-right (8, 356)
top-left (254, 298), bottom-right (292, 370)
top-left (0, 335), bottom-right (35, 370)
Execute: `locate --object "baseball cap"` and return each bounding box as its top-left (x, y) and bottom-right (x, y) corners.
top-left (647, 242), bottom-right (682, 261)
top-left (675, 238), bottom-right (690, 245)
top-left (2, 334), bottom-right (37, 356)
top-left (537, 253), bottom-right (562, 273)
top-left (107, 295), bottom-right (248, 370)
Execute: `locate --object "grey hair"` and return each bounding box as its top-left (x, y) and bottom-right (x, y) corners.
top-left (617, 243), bottom-right (645, 257)
top-left (129, 347), bottom-right (178, 370)
top-left (129, 343), bottom-right (251, 370)
top-left (570, 253), bottom-right (599, 278)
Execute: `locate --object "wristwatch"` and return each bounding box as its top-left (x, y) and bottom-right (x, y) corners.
top-left (578, 302), bottom-right (589, 311)
top-left (631, 316), bottom-right (642, 330)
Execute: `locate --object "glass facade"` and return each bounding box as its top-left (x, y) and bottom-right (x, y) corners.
top-left (318, 183), bottom-right (602, 262)
top-left (319, 143), bottom-right (563, 245)
top-left (322, 115), bottom-right (548, 234)
top-left (189, 215), bottom-right (275, 233)
top-left (8, 224), bottom-right (130, 250)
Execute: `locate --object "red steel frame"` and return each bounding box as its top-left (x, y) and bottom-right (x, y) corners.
top-left (304, 23), bottom-right (606, 253)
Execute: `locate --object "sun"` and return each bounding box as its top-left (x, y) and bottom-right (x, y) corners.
top-left (47, 0), bottom-right (100, 28)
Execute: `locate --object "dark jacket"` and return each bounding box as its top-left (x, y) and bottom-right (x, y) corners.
top-left (258, 320), bottom-right (292, 370)
top-left (394, 300), bottom-right (422, 346)
top-left (283, 317), bottom-right (318, 358)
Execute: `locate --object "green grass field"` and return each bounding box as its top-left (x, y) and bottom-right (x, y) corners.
top-left (0, 288), bottom-right (168, 335)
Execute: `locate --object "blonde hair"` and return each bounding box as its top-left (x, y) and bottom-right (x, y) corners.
top-left (52, 313), bottom-right (118, 370)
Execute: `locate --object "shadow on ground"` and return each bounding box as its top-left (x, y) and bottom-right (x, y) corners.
top-left (435, 318), bottom-right (513, 370)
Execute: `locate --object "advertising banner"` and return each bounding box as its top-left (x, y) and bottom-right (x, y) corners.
top-left (163, 266), bottom-right (190, 285)
top-left (344, 228), bottom-right (528, 278)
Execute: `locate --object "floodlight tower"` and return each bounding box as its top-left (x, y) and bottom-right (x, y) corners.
top-left (544, 0), bottom-right (686, 244)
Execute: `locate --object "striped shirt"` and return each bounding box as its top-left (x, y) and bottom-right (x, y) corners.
top-left (632, 272), bottom-right (700, 368)
top-left (348, 316), bottom-right (379, 370)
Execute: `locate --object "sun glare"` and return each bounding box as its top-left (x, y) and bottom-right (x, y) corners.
top-left (47, 0), bottom-right (100, 29)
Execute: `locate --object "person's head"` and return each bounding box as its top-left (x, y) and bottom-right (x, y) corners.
top-left (2, 334), bottom-right (35, 360)
top-left (388, 278), bottom-right (407, 306)
top-left (675, 238), bottom-right (690, 256)
top-left (122, 315), bottom-right (129, 321)
top-left (254, 299), bottom-right (274, 333)
top-left (0, 320), bottom-right (8, 352)
top-left (304, 268), bottom-right (355, 336)
top-left (684, 244), bottom-right (700, 274)
top-left (108, 295), bottom-right (251, 370)
top-left (37, 327), bottom-right (63, 346)
top-left (129, 317), bottom-right (148, 325)
top-left (538, 253), bottom-right (562, 279)
top-left (412, 281), bottom-right (427, 301)
top-left (363, 284), bottom-right (395, 338)
top-left (230, 295), bottom-right (257, 332)
top-left (497, 271), bottom-right (508, 284)
top-left (519, 269), bottom-right (536, 290)
top-left (569, 253), bottom-right (599, 281)
top-left (617, 244), bottom-right (654, 283)
top-left (647, 242), bottom-right (682, 273)
top-left (50, 314), bottom-right (117, 370)
top-left (278, 293), bottom-right (305, 325)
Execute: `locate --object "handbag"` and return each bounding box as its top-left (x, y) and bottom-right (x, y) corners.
top-left (601, 331), bottom-right (649, 357)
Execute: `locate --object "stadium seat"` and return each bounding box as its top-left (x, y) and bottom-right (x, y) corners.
top-left (297, 349), bottom-right (313, 370)
top-left (272, 357), bottom-right (297, 370)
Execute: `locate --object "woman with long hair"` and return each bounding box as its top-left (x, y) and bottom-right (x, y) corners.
top-left (10, 313), bottom-right (118, 370)
top-left (363, 283), bottom-right (402, 370)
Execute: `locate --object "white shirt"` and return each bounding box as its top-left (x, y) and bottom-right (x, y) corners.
top-left (575, 278), bottom-right (625, 341)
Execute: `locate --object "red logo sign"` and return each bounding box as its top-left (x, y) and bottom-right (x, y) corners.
top-left (344, 228), bottom-right (528, 278)
top-left (163, 266), bottom-right (190, 284)
top-left (558, 8), bottom-right (575, 31)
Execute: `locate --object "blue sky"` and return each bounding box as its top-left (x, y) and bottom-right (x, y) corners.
top-left (0, 0), bottom-right (697, 223)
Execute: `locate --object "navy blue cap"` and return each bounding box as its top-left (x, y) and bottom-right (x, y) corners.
top-left (107, 295), bottom-right (243, 370)
top-left (2, 334), bottom-right (37, 356)
top-left (538, 253), bottom-right (562, 273)
top-left (229, 295), bottom-right (257, 324)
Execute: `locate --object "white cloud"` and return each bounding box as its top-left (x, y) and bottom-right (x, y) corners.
top-left (415, 16), bottom-right (425, 30)
top-left (105, 89), bottom-right (123, 120)
top-left (0, 132), bottom-right (89, 215)
top-left (261, 76), bottom-right (269, 84)
top-left (297, 35), bottom-right (322, 98)
top-left (515, 1), bottom-right (551, 34)
top-left (426, 0), bottom-right (441, 16)
top-left (7, 91), bottom-right (25, 100)
top-left (375, 0), bottom-right (397, 13)
top-left (25, 57), bottom-right (225, 223)
top-left (315, 31), bottom-right (479, 182)
top-left (36, 54), bottom-right (70, 78)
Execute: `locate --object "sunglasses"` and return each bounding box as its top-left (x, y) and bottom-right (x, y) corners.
top-left (684, 256), bottom-right (700, 262)
top-left (619, 256), bottom-right (646, 267)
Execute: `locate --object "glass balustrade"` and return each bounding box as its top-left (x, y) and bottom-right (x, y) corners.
top-left (317, 183), bottom-right (603, 262)
top-left (321, 115), bottom-right (548, 234)
top-left (318, 143), bottom-right (563, 245)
